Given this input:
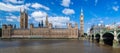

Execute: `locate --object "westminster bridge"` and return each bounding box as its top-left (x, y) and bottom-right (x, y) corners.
top-left (89, 26), bottom-right (120, 47)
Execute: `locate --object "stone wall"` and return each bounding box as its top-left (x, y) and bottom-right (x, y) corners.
top-left (2, 25), bottom-right (78, 38)
top-left (12, 29), bottom-right (30, 37)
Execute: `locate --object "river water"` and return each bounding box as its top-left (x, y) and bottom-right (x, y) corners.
top-left (0, 39), bottom-right (120, 53)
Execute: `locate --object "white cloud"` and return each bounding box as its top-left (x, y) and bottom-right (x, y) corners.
top-left (62, 8), bottom-right (75, 15)
top-left (100, 20), bottom-right (103, 23)
top-left (116, 22), bottom-right (120, 25)
top-left (112, 6), bottom-right (119, 11)
top-left (0, 2), bottom-right (30, 12)
top-left (89, 18), bottom-right (103, 25)
top-left (6, 18), bottom-right (14, 22)
top-left (4, 0), bottom-right (24, 4)
top-left (98, 23), bottom-right (102, 26)
top-left (6, 15), bottom-right (20, 22)
top-left (31, 11), bottom-right (70, 25)
top-left (49, 16), bottom-right (70, 23)
top-left (0, 2), bottom-right (21, 12)
top-left (61, 0), bottom-right (71, 7)
top-left (31, 11), bottom-right (71, 27)
top-left (49, 16), bottom-right (70, 28)
top-left (31, 3), bottom-right (50, 10)
top-left (31, 11), bottom-right (47, 18)
top-left (28, 15), bottom-right (32, 20)
top-left (31, 11), bottom-right (47, 22)
top-left (105, 24), bottom-right (110, 27)
top-left (95, 0), bottom-right (98, 6)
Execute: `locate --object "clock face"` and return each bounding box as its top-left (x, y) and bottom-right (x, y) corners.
top-left (81, 17), bottom-right (83, 20)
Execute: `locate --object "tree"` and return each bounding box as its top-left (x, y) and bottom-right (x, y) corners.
top-left (84, 33), bottom-right (87, 36)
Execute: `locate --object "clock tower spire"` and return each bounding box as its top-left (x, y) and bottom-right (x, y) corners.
top-left (80, 9), bottom-right (84, 37)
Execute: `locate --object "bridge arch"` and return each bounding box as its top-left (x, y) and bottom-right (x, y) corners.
top-left (102, 32), bottom-right (114, 46)
top-left (92, 34), bottom-right (94, 41)
top-left (108, 32), bottom-right (114, 35)
top-left (95, 33), bottom-right (100, 43)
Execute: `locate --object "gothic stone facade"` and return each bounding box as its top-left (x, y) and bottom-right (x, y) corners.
top-left (2, 9), bottom-right (78, 38)
top-left (2, 24), bottom-right (78, 38)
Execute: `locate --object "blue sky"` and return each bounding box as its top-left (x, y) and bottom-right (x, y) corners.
top-left (0, 0), bottom-right (120, 32)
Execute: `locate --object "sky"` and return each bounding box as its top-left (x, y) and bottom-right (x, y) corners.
top-left (0, 0), bottom-right (120, 33)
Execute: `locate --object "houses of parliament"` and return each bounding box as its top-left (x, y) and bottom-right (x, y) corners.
top-left (1, 9), bottom-right (84, 38)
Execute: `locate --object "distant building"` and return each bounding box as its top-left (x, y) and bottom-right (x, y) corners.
top-left (2, 9), bottom-right (79, 38)
top-left (89, 24), bottom-right (105, 35)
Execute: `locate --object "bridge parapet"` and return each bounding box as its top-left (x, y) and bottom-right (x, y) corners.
top-left (89, 25), bottom-right (120, 47)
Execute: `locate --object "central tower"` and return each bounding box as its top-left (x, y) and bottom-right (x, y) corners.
top-left (45, 15), bottom-right (49, 27)
top-left (20, 8), bottom-right (28, 29)
top-left (80, 9), bottom-right (84, 36)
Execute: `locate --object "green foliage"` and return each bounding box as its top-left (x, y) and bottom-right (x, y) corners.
top-left (84, 33), bottom-right (87, 36)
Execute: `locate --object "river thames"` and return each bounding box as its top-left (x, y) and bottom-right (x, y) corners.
top-left (0, 39), bottom-right (120, 53)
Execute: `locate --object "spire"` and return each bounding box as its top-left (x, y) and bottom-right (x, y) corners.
top-left (45, 15), bottom-right (49, 27)
top-left (38, 22), bottom-right (40, 27)
top-left (81, 8), bottom-right (83, 15)
top-left (41, 20), bottom-right (43, 27)
top-left (46, 15), bottom-right (48, 22)
top-left (14, 24), bottom-right (16, 29)
top-left (20, 7), bottom-right (25, 13)
top-left (20, 6), bottom-right (27, 14)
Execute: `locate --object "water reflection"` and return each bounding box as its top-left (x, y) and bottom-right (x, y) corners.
top-left (0, 39), bottom-right (120, 53)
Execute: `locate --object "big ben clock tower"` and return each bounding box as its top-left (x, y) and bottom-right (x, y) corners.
top-left (80, 9), bottom-right (84, 37)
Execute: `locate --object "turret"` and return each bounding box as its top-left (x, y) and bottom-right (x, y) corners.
top-left (38, 22), bottom-right (40, 27)
top-left (30, 23), bottom-right (34, 29)
top-left (45, 15), bottom-right (49, 27)
top-left (30, 23), bottom-right (34, 35)
top-left (48, 23), bottom-right (52, 29)
top-left (38, 20), bottom-right (44, 27)
top-left (41, 20), bottom-right (43, 27)
top-left (2, 24), bottom-right (7, 38)
top-left (74, 23), bottom-right (78, 29)
top-left (2, 24), bottom-right (7, 30)
top-left (2, 24), bottom-right (12, 38)
top-left (14, 24), bottom-right (16, 29)
top-left (7, 24), bottom-right (13, 30)
top-left (68, 23), bottom-right (72, 29)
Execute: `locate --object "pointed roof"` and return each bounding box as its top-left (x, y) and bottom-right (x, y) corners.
top-left (46, 15), bottom-right (48, 21)
top-left (81, 8), bottom-right (83, 15)
top-left (20, 7), bottom-right (25, 13)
